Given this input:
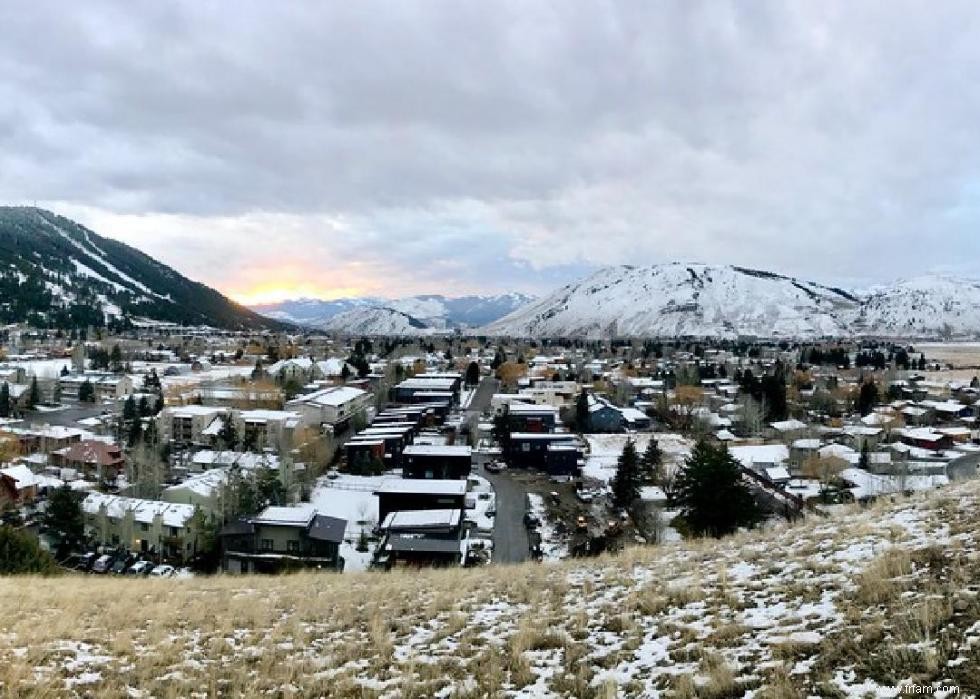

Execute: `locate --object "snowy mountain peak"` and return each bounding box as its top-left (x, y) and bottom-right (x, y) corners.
top-left (252, 293), bottom-right (536, 332)
top-left (482, 263), bottom-right (860, 339)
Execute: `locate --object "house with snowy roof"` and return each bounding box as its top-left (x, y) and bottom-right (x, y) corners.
top-left (219, 504), bottom-right (347, 574)
top-left (82, 493), bottom-right (201, 561)
top-left (285, 385), bottom-right (372, 431)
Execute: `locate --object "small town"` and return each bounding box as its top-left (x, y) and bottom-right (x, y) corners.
top-left (4, 328), bottom-right (977, 580)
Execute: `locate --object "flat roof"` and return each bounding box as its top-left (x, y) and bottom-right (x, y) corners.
top-left (375, 479), bottom-right (467, 496)
top-left (403, 445), bottom-right (472, 457)
top-left (381, 508), bottom-right (462, 530)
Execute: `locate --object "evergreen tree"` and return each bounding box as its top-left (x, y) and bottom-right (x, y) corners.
top-left (143, 368), bottom-right (161, 391)
top-left (28, 376), bottom-right (39, 409)
top-left (122, 395), bottom-right (137, 423)
top-left (492, 409), bottom-right (512, 454)
top-left (491, 349), bottom-right (506, 370)
top-left (858, 441), bottom-right (871, 471)
top-left (0, 526), bottom-right (59, 575)
top-left (575, 389), bottom-right (590, 432)
top-left (465, 361), bottom-right (480, 387)
top-left (142, 419), bottom-right (159, 447)
top-left (639, 437), bottom-right (663, 485)
top-left (217, 414), bottom-right (238, 450)
top-left (138, 395), bottom-right (150, 417)
top-left (127, 418), bottom-right (143, 448)
top-left (857, 381), bottom-right (879, 417)
top-left (0, 382), bottom-right (10, 418)
top-left (42, 484), bottom-right (85, 559)
top-left (255, 468), bottom-right (285, 507)
top-left (251, 359), bottom-right (265, 380)
top-left (673, 439), bottom-right (760, 538)
top-left (78, 379), bottom-right (94, 403)
top-left (110, 344), bottom-right (123, 372)
top-left (611, 440), bottom-right (641, 508)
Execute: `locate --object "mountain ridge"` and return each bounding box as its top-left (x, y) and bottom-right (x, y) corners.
top-left (252, 292), bottom-right (535, 332)
top-left (0, 207), bottom-right (279, 330)
top-left (481, 263), bottom-right (980, 339)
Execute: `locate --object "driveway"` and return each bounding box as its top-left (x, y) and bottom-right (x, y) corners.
top-left (482, 467), bottom-right (531, 564)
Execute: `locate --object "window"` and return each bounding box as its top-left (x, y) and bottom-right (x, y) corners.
top-left (140, 523), bottom-right (149, 532)
top-left (287, 540), bottom-right (299, 553)
top-left (260, 539), bottom-right (274, 551)
top-left (169, 527), bottom-right (180, 537)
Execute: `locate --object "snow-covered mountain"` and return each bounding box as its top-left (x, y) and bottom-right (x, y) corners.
top-left (481, 264), bottom-right (863, 339)
top-left (0, 207), bottom-right (275, 329)
top-left (852, 275), bottom-right (980, 339)
top-left (250, 297), bottom-right (380, 326)
top-left (319, 306), bottom-right (435, 336)
top-left (253, 293), bottom-right (534, 331)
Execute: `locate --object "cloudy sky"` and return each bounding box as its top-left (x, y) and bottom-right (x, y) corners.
top-left (3, 2), bottom-right (980, 304)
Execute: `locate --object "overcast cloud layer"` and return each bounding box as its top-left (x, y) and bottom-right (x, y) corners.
top-left (3, 1), bottom-right (980, 302)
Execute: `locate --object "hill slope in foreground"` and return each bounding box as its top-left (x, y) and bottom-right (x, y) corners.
top-left (3, 483), bottom-right (980, 697)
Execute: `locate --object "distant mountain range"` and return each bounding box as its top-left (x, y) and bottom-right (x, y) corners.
top-left (0, 207), bottom-right (276, 330)
top-left (251, 293), bottom-right (536, 334)
top-left (481, 264), bottom-right (980, 339)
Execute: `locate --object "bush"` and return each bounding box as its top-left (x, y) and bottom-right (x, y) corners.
top-left (0, 526), bottom-right (60, 575)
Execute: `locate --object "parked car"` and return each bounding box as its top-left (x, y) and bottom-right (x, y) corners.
top-left (485, 461), bottom-right (506, 474)
top-left (74, 552), bottom-right (97, 571)
top-left (91, 554), bottom-right (114, 574)
top-left (575, 489), bottom-right (594, 503)
top-left (523, 512), bottom-right (541, 528)
top-left (111, 555), bottom-right (134, 574)
top-left (127, 561), bottom-right (154, 576)
top-left (148, 564), bottom-right (175, 578)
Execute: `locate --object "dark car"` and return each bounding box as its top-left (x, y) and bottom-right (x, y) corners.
top-left (74, 552), bottom-right (97, 571)
top-left (523, 512), bottom-right (541, 528)
top-left (111, 555), bottom-right (134, 574)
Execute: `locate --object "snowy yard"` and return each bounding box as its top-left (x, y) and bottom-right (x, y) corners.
top-left (309, 473), bottom-right (391, 572)
top-left (527, 492), bottom-right (568, 561)
top-left (583, 433), bottom-right (692, 484)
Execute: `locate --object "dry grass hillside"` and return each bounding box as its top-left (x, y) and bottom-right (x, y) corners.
top-left (3, 482), bottom-right (980, 698)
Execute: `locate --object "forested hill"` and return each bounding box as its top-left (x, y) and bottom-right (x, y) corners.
top-left (0, 207), bottom-right (278, 330)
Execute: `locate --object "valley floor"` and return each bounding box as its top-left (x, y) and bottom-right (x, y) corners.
top-left (3, 482), bottom-right (980, 697)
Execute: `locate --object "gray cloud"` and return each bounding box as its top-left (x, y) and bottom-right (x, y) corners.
top-left (4, 1), bottom-right (980, 298)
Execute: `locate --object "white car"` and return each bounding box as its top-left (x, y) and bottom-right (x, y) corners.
top-left (485, 461), bottom-right (507, 473)
top-left (148, 564), bottom-right (175, 578)
top-left (127, 560), bottom-right (154, 576)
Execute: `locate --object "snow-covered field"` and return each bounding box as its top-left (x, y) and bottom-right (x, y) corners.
top-left (3, 481), bottom-right (979, 696)
top-left (583, 433), bottom-right (692, 484)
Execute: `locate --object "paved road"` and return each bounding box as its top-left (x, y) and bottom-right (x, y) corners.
top-left (466, 377), bottom-right (499, 418)
top-left (483, 467), bottom-right (530, 564)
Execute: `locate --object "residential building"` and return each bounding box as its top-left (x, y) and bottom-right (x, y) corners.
top-left (220, 504), bottom-right (346, 573)
top-left (82, 493), bottom-right (200, 561)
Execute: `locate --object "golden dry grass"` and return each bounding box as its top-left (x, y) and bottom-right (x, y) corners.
top-left (2, 481), bottom-right (980, 697)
